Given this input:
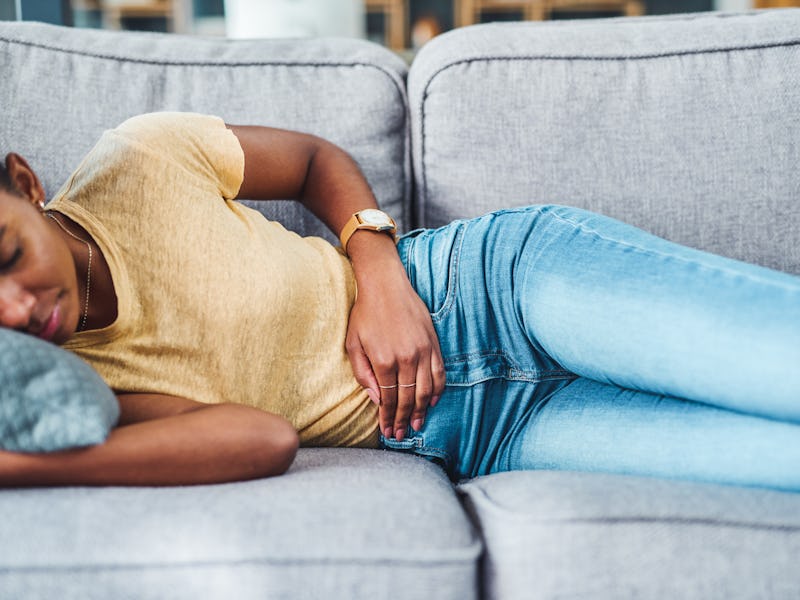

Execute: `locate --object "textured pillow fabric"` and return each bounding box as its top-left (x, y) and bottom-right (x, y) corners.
top-left (0, 328), bottom-right (119, 452)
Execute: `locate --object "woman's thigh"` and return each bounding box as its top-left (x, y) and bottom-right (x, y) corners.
top-left (403, 205), bottom-right (800, 420)
top-left (510, 377), bottom-right (800, 492)
top-left (508, 205), bottom-right (800, 421)
top-left (397, 205), bottom-right (800, 486)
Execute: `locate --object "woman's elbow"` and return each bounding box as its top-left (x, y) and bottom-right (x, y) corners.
top-left (251, 414), bottom-right (299, 478)
top-left (217, 406), bottom-right (300, 480)
top-left (269, 420), bottom-right (300, 476)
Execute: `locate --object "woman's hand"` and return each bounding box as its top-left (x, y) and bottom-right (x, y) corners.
top-left (345, 232), bottom-right (446, 442)
top-left (228, 125), bottom-right (446, 439)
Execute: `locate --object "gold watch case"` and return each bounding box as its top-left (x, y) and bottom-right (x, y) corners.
top-left (339, 209), bottom-right (397, 253)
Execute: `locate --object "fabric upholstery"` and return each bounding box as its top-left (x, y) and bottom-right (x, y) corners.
top-left (408, 10), bottom-right (800, 273)
top-left (460, 470), bottom-right (800, 600)
top-left (0, 328), bottom-right (118, 452)
top-left (0, 449), bottom-right (481, 599)
top-left (0, 22), bottom-right (411, 239)
top-left (2, 12), bottom-right (799, 600)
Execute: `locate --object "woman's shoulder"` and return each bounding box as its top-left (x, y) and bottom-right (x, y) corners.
top-left (110, 112), bottom-right (243, 196)
top-left (114, 112), bottom-right (227, 141)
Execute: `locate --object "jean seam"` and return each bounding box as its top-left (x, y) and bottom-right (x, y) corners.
top-left (507, 369), bottom-right (576, 383)
top-left (547, 210), bottom-right (796, 289)
top-left (444, 348), bottom-right (574, 382)
top-left (416, 442), bottom-right (449, 461)
top-left (444, 371), bottom-right (577, 387)
top-left (431, 223), bottom-right (466, 323)
top-left (382, 435), bottom-right (451, 464)
top-left (443, 349), bottom-right (508, 365)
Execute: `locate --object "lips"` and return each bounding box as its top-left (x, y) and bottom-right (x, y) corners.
top-left (36, 303), bottom-right (61, 342)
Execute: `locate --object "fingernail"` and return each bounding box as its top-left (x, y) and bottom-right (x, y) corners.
top-left (395, 428), bottom-right (405, 442)
top-left (431, 395), bottom-right (440, 407)
top-left (384, 427), bottom-right (393, 439)
top-left (412, 418), bottom-right (424, 431)
top-left (367, 389), bottom-right (379, 405)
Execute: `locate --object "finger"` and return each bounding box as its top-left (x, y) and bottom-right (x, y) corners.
top-left (392, 383), bottom-right (416, 442)
top-left (345, 336), bottom-right (380, 405)
top-left (374, 364), bottom-right (398, 439)
top-left (393, 357), bottom-right (420, 442)
top-left (409, 355), bottom-right (434, 432)
top-left (429, 336), bottom-right (446, 407)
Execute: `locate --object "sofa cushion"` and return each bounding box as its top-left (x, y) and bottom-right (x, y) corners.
top-left (408, 10), bottom-right (800, 274)
top-left (0, 448), bottom-right (481, 599)
top-left (459, 470), bottom-right (800, 600)
top-left (0, 328), bottom-right (119, 452)
top-left (0, 22), bottom-right (410, 238)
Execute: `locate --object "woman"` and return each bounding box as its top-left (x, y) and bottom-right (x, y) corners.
top-left (1, 113), bottom-right (798, 489)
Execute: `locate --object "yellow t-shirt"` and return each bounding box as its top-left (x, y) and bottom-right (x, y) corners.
top-left (48, 112), bottom-right (379, 448)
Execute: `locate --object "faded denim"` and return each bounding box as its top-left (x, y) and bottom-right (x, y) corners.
top-left (383, 205), bottom-right (800, 490)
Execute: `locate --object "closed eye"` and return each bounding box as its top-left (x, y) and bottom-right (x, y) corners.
top-left (0, 247), bottom-right (22, 272)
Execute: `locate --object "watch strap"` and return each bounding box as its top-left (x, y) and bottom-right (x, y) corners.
top-left (339, 211), bottom-right (397, 254)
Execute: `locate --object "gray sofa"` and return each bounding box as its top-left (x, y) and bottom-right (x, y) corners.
top-left (1, 9), bottom-right (799, 599)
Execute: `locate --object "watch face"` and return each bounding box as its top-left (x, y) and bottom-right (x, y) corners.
top-left (359, 209), bottom-right (393, 227)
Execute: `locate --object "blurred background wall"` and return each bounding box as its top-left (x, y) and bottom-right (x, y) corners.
top-left (1, 0), bottom-right (796, 56)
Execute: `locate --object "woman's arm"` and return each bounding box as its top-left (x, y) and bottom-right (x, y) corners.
top-left (0, 394), bottom-right (298, 487)
top-left (228, 125), bottom-right (446, 442)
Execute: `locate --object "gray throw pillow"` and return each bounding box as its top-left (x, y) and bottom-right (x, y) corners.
top-left (0, 328), bottom-right (119, 452)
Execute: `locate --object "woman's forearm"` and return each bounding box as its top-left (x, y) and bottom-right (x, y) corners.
top-left (0, 404), bottom-right (298, 487)
top-left (298, 139), bottom-right (384, 236)
top-left (229, 124), bottom-right (383, 237)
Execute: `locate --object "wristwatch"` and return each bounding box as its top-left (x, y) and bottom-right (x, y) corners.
top-left (339, 209), bottom-right (397, 254)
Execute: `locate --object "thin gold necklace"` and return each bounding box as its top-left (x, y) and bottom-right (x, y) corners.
top-left (46, 212), bottom-right (92, 332)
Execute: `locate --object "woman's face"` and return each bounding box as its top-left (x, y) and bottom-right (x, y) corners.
top-left (0, 159), bottom-right (80, 345)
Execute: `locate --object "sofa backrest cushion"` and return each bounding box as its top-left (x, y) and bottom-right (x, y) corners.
top-left (408, 10), bottom-right (800, 274)
top-left (0, 22), bottom-right (410, 239)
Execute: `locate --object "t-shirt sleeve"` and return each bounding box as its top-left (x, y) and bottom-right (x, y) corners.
top-left (113, 112), bottom-right (244, 200)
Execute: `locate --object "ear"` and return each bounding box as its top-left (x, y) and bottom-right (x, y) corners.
top-left (4, 153), bottom-right (46, 208)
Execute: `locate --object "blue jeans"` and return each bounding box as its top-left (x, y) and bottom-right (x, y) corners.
top-left (382, 205), bottom-right (800, 491)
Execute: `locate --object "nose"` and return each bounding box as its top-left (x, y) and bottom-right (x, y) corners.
top-left (0, 278), bottom-right (37, 331)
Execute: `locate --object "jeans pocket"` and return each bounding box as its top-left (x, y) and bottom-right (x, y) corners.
top-left (431, 223), bottom-right (465, 321)
top-left (401, 222), bottom-right (466, 320)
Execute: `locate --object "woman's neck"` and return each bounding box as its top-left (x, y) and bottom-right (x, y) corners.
top-left (47, 211), bottom-right (118, 332)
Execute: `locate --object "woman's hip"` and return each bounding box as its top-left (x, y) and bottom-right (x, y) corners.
top-left (397, 205), bottom-right (572, 385)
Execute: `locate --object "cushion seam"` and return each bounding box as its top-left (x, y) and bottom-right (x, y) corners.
top-left (0, 550), bottom-right (482, 573)
top-left (565, 516), bottom-right (800, 531)
top-left (416, 38), bottom-right (800, 228)
top-left (0, 34), bottom-right (412, 231)
top-left (459, 487), bottom-right (800, 531)
top-left (0, 36), bottom-right (406, 104)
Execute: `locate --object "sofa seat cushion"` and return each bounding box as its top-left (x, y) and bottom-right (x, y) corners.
top-left (459, 470), bottom-right (800, 599)
top-left (0, 449), bottom-right (480, 600)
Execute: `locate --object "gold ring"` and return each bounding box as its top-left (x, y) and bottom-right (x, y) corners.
top-left (378, 384), bottom-right (398, 389)
top-left (398, 383), bottom-right (417, 388)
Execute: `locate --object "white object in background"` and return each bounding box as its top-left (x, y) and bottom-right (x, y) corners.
top-left (714, 0), bottom-right (752, 10)
top-left (224, 0), bottom-right (365, 39)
